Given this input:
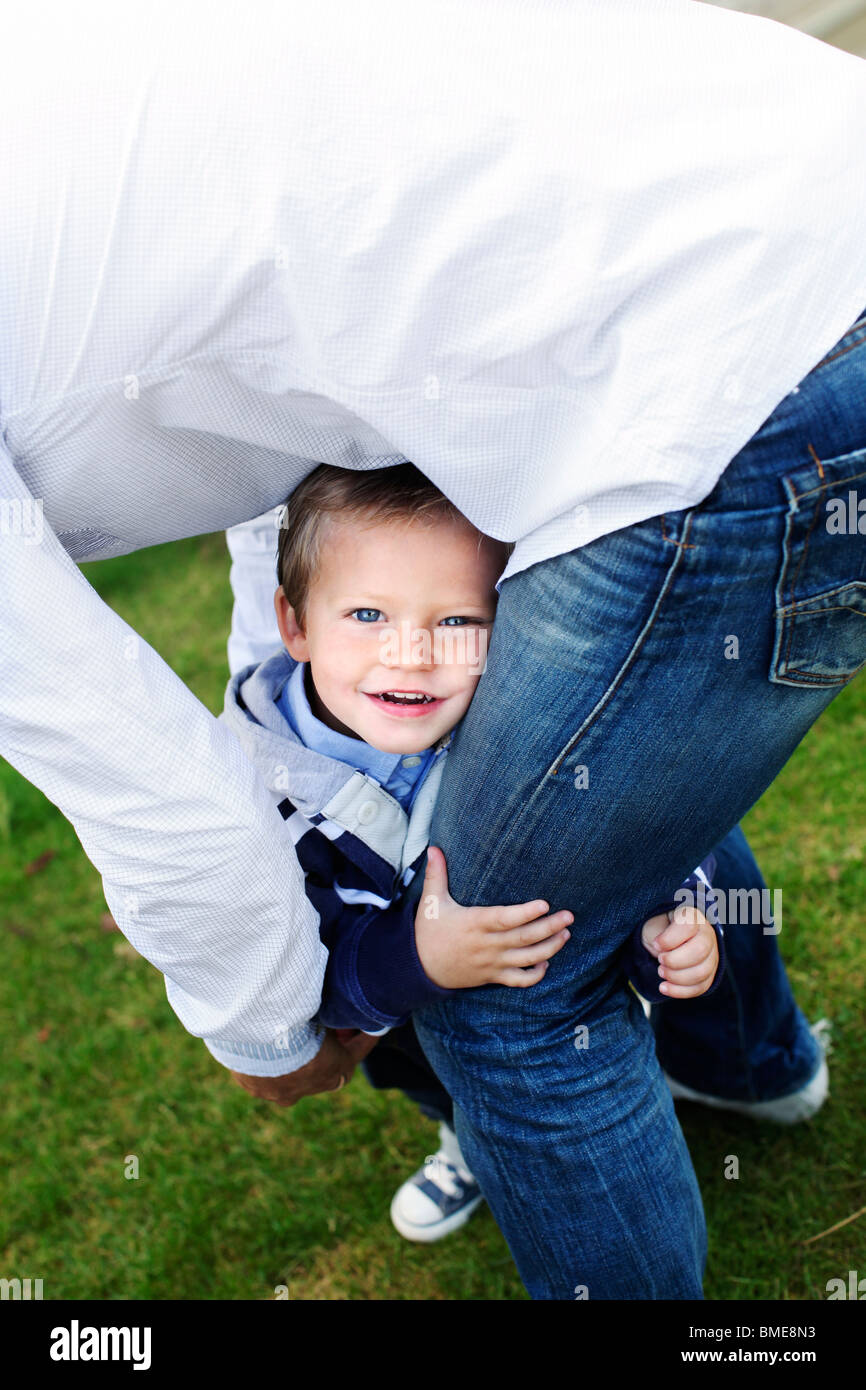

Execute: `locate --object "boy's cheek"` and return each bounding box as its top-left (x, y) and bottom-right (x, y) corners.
top-left (448, 684), bottom-right (480, 724)
top-left (456, 668), bottom-right (484, 702)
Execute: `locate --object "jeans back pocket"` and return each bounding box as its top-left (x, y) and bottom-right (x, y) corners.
top-left (771, 450), bottom-right (866, 688)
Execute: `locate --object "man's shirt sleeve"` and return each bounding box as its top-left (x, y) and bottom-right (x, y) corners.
top-left (0, 443), bottom-right (327, 1077)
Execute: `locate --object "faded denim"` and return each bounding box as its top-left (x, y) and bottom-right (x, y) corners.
top-left (415, 305), bottom-right (866, 1300)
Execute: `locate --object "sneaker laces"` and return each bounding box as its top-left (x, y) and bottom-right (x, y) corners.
top-left (422, 1153), bottom-right (470, 1198)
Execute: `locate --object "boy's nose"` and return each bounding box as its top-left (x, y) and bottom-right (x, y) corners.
top-left (379, 620), bottom-right (435, 670)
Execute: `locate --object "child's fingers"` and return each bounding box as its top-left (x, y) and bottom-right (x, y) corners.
top-left (659, 976), bottom-right (716, 999)
top-left (480, 899), bottom-right (554, 929)
top-left (660, 959), bottom-right (715, 986)
top-left (502, 927), bottom-right (571, 968)
top-left (640, 913), bottom-right (670, 953)
top-left (653, 911), bottom-right (706, 952)
top-left (422, 845), bottom-right (450, 899)
top-left (498, 960), bottom-right (551, 988)
top-left (492, 909), bottom-right (573, 946)
top-left (424, 844), bottom-right (448, 881)
top-left (659, 935), bottom-right (713, 971)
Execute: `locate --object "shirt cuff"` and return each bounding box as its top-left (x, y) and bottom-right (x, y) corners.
top-left (202, 1022), bottom-right (323, 1076)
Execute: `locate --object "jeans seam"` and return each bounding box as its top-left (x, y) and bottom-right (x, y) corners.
top-left (782, 463), bottom-right (826, 673)
top-left (790, 462), bottom-right (866, 504)
top-left (660, 513), bottom-right (697, 549)
top-left (547, 509), bottom-right (696, 778)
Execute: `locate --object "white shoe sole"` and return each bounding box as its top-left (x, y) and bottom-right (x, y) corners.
top-left (665, 1056), bottom-right (829, 1125)
top-left (389, 1190), bottom-right (484, 1244)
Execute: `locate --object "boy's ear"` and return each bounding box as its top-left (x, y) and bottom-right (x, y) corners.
top-left (274, 587), bottom-right (310, 661)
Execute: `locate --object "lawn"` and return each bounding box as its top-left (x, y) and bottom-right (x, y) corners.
top-left (1, 531), bottom-right (864, 1300)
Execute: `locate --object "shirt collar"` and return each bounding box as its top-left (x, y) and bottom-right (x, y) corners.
top-left (282, 660), bottom-right (408, 788)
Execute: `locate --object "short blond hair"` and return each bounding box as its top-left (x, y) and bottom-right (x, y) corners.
top-left (277, 463), bottom-right (511, 626)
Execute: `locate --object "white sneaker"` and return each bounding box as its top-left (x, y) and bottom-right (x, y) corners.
top-left (390, 1124), bottom-right (484, 1243)
top-left (665, 1019), bottom-right (831, 1125)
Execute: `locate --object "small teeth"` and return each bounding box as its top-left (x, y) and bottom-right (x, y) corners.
top-left (378, 691), bottom-right (433, 703)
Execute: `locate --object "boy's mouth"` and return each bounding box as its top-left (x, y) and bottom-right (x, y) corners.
top-left (364, 689), bottom-right (443, 717)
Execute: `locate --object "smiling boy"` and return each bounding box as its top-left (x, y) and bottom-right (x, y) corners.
top-left (220, 463), bottom-right (722, 1241)
top-left (274, 473), bottom-right (498, 773)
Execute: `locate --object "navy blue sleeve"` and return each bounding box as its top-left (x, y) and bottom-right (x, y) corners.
top-left (621, 854), bottom-right (726, 1003)
top-left (312, 887), bottom-right (454, 1033)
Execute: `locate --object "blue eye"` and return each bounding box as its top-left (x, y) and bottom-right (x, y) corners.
top-left (440, 616), bottom-right (470, 626)
top-left (351, 608), bottom-right (383, 623)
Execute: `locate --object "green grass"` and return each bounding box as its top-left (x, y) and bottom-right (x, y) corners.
top-left (1, 532), bottom-right (864, 1300)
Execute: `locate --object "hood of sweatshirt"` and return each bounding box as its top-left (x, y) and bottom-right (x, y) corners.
top-left (220, 647), bottom-right (449, 874)
top-left (220, 647), bottom-right (358, 819)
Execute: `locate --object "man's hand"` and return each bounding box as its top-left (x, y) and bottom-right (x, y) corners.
top-left (230, 1029), bottom-right (378, 1107)
top-left (414, 845), bottom-right (573, 989)
top-left (640, 906), bottom-right (719, 999)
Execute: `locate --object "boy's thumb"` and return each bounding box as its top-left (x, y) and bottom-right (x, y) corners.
top-left (423, 844), bottom-right (449, 895)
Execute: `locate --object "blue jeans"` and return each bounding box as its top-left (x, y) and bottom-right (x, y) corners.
top-left (367, 824), bottom-right (814, 1125)
top-left (414, 305), bottom-right (866, 1300)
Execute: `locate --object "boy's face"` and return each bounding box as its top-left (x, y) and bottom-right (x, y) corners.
top-left (274, 513), bottom-right (504, 755)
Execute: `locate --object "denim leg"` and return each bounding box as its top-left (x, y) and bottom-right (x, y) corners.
top-left (416, 985), bottom-right (706, 1300)
top-left (652, 824), bottom-right (820, 1101)
top-left (415, 319), bottom-right (866, 1299)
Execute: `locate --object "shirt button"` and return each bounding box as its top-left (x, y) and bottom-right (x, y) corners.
top-left (357, 801), bottom-right (378, 824)
top-left (402, 756), bottom-right (422, 767)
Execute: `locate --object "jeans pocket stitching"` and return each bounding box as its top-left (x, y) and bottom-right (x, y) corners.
top-left (780, 595), bottom-right (866, 683)
top-left (781, 491), bottom-right (824, 672)
top-left (791, 463), bottom-right (866, 505)
top-left (774, 453), bottom-right (866, 683)
top-left (778, 581), bottom-right (866, 617)
top-left (773, 658), bottom-right (865, 687)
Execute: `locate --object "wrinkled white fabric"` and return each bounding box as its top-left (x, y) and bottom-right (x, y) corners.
top-left (2, 0), bottom-right (865, 1072)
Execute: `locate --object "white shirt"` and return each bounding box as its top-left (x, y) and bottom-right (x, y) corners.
top-left (2, 0), bottom-right (865, 1073)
